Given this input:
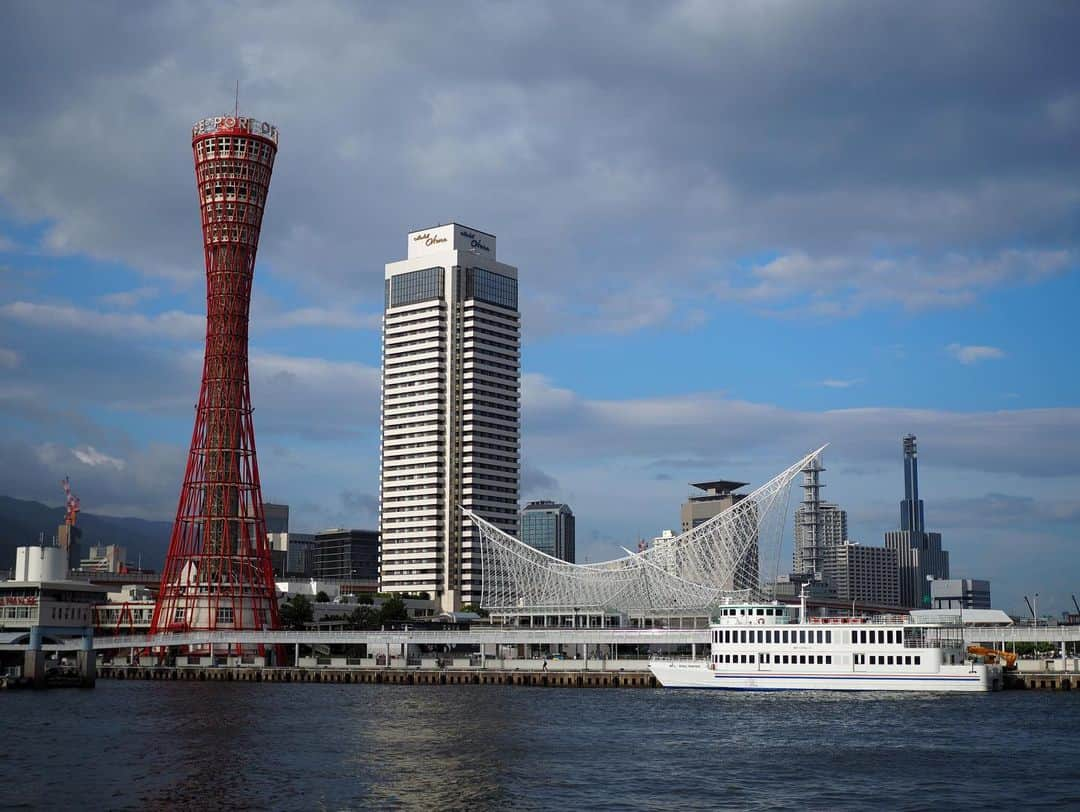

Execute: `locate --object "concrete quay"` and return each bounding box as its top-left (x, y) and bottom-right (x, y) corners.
top-left (97, 664), bottom-right (659, 688)
top-left (1005, 672), bottom-right (1076, 691)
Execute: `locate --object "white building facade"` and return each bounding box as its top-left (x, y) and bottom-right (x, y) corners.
top-left (379, 224), bottom-right (520, 612)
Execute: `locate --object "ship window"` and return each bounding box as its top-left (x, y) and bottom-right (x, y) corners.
top-left (914, 656), bottom-right (921, 666)
top-left (886, 630), bottom-right (893, 644)
top-left (816, 630), bottom-right (823, 644)
top-left (799, 631), bottom-right (806, 644)
top-left (765, 630), bottom-right (772, 644)
top-left (781, 630), bottom-right (788, 643)
top-left (905, 656), bottom-right (911, 665)
top-left (756, 608), bottom-right (764, 616)
top-left (750, 655), bottom-right (755, 663)
top-left (887, 656), bottom-right (894, 665)
top-left (740, 630), bottom-right (746, 644)
top-left (826, 656), bottom-right (832, 665)
top-left (826, 631), bottom-right (832, 644)
top-left (757, 630), bottom-right (763, 643)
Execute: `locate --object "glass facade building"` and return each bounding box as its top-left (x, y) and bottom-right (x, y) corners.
top-left (519, 501), bottom-right (575, 563)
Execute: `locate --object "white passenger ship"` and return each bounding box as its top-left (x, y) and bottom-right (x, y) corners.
top-left (650, 594), bottom-right (1003, 692)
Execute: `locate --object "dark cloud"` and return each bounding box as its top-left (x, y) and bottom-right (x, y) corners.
top-left (0, 2), bottom-right (1077, 327)
top-left (520, 465), bottom-right (559, 498)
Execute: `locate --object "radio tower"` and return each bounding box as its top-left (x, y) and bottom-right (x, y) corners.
top-left (150, 114), bottom-right (281, 639)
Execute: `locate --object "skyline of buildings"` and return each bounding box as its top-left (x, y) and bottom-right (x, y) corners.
top-left (378, 224), bottom-right (521, 612)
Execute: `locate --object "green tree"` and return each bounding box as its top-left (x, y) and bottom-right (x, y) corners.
top-left (315, 590), bottom-right (331, 603)
top-left (379, 596), bottom-right (409, 625)
top-left (279, 594), bottom-right (314, 630)
top-left (461, 603), bottom-right (490, 618)
top-left (348, 605), bottom-right (380, 630)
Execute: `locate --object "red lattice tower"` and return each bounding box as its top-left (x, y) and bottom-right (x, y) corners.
top-left (151, 115), bottom-right (281, 639)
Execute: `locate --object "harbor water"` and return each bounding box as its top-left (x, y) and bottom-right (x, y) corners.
top-left (3, 683), bottom-right (1078, 810)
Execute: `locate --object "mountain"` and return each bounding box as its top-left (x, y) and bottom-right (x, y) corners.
top-left (0, 495), bottom-right (171, 573)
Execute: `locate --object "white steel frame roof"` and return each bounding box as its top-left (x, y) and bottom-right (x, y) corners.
top-left (466, 447), bottom-right (827, 616)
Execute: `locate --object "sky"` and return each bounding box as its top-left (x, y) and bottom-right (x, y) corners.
top-left (0, 1), bottom-right (1077, 616)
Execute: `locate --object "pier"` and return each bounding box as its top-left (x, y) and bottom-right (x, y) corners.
top-left (96, 664), bottom-right (658, 688)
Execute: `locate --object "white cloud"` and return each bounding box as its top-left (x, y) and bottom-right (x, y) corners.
top-left (947, 343), bottom-right (1006, 364)
top-left (97, 287), bottom-right (159, 308)
top-left (269, 306), bottom-right (380, 330)
top-left (71, 445), bottom-right (126, 470)
top-left (0, 348), bottom-right (19, 368)
top-left (0, 300), bottom-right (204, 341)
top-left (820, 378), bottom-right (861, 389)
top-left (724, 250), bottom-right (1074, 316)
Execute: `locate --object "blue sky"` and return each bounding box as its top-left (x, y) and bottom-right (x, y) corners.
top-left (1, 1), bottom-right (1078, 615)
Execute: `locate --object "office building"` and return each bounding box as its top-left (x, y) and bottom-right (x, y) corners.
top-left (379, 224), bottom-right (520, 612)
top-left (79, 544), bottom-right (127, 573)
top-left (268, 532), bottom-right (315, 578)
top-left (884, 435), bottom-right (949, 608)
top-left (519, 501), bottom-right (575, 562)
top-left (680, 480), bottom-right (757, 590)
top-left (930, 578), bottom-right (991, 610)
top-left (264, 503), bottom-right (290, 534)
top-left (821, 542), bottom-right (900, 606)
top-left (312, 529), bottom-right (379, 581)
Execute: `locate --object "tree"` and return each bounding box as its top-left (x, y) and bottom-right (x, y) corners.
top-left (348, 605), bottom-right (380, 630)
top-left (315, 590), bottom-right (331, 603)
top-left (379, 596), bottom-right (408, 625)
top-left (461, 603), bottom-right (490, 618)
top-left (279, 594), bottom-right (313, 630)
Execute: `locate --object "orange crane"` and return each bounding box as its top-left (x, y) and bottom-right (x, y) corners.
top-left (967, 645), bottom-right (1017, 668)
top-left (61, 476), bottom-right (80, 526)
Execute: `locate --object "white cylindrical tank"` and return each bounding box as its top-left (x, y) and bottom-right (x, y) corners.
top-left (14, 546), bottom-right (67, 582)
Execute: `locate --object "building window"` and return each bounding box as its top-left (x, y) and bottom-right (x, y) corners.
top-left (465, 267), bottom-right (517, 310)
top-left (216, 607), bottom-right (234, 625)
top-left (173, 608), bottom-right (185, 623)
top-left (391, 267), bottom-right (444, 308)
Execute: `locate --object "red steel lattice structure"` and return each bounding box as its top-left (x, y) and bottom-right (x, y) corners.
top-left (150, 115), bottom-right (281, 637)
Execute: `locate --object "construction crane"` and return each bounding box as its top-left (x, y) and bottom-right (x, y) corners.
top-left (967, 645), bottom-right (1018, 669)
top-left (61, 476), bottom-right (80, 526)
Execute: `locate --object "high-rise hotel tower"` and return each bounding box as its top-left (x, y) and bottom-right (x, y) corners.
top-left (380, 224), bottom-right (520, 612)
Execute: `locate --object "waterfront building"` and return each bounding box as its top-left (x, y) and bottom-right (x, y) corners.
top-left (1, 546), bottom-right (108, 684)
top-left (884, 435), bottom-right (949, 608)
top-left (520, 501), bottom-right (575, 562)
top-left (680, 480), bottom-right (757, 591)
top-left (312, 529), bottom-right (379, 581)
top-left (379, 224), bottom-right (520, 612)
top-left (930, 578), bottom-right (991, 610)
top-left (820, 542), bottom-right (900, 606)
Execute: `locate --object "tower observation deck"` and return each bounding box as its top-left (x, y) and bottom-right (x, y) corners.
top-left (150, 115), bottom-right (281, 638)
